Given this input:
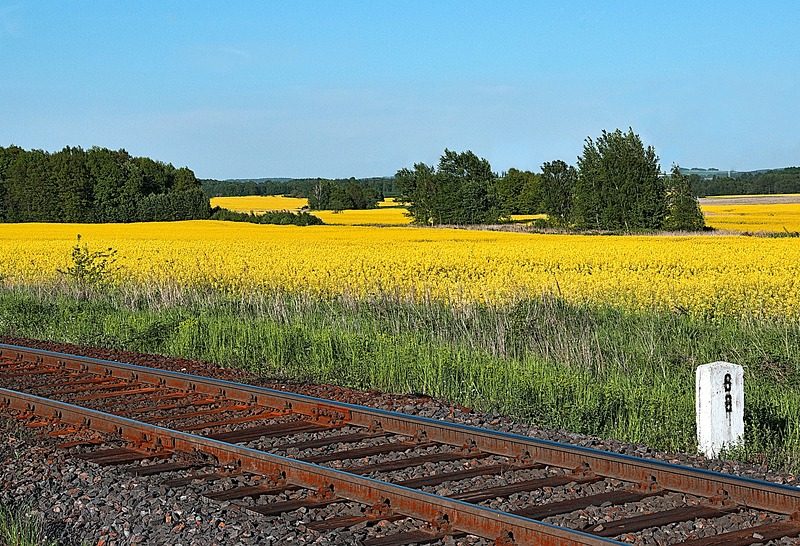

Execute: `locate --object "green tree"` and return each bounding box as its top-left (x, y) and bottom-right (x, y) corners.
top-left (0, 145), bottom-right (211, 224)
top-left (539, 160), bottom-right (576, 226)
top-left (52, 146), bottom-right (92, 222)
top-left (5, 149), bottom-right (56, 222)
top-left (307, 179), bottom-right (378, 210)
top-left (574, 128), bottom-right (665, 230)
top-left (397, 149), bottom-right (498, 225)
top-left (396, 163), bottom-right (437, 223)
top-left (88, 147), bottom-right (129, 222)
top-left (496, 168), bottom-right (540, 215)
top-left (173, 167), bottom-right (200, 192)
top-left (663, 165), bottom-right (705, 231)
top-left (0, 147), bottom-right (25, 221)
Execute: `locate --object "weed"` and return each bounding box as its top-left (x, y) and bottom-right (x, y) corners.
top-left (0, 503), bottom-right (56, 546)
top-left (56, 235), bottom-right (118, 299)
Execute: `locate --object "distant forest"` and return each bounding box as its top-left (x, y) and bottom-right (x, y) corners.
top-left (689, 167), bottom-right (800, 197)
top-left (201, 177), bottom-right (397, 210)
top-left (204, 168), bottom-right (800, 204)
top-left (2, 142), bottom-right (797, 225)
top-left (0, 146), bottom-right (209, 223)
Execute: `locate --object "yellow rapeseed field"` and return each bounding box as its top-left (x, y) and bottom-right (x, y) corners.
top-left (509, 214), bottom-right (548, 222)
top-left (210, 195), bottom-right (309, 212)
top-left (210, 195), bottom-right (411, 224)
top-left (2, 221), bottom-right (799, 318)
top-left (701, 203), bottom-right (800, 232)
top-left (311, 208), bottom-right (411, 225)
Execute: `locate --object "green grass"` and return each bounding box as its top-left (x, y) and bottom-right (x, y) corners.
top-left (0, 503), bottom-right (55, 546)
top-left (1, 285), bottom-right (799, 470)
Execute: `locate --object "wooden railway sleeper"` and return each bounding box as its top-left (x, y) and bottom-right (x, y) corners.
top-left (362, 513), bottom-right (463, 546)
top-left (306, 498), bottom-right (404, 532)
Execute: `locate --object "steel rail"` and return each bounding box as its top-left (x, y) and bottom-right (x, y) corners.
top-left (2, 342), bottom-right (800, 517)
top-left (0, 386), bottom-right (617, 546)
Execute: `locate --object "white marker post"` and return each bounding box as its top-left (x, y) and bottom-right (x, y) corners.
top-left (695, 361), bottom-right (744, 458)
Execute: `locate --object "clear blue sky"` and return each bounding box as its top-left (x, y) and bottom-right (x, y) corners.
top-left (1, 1), bottom-right (798, 179)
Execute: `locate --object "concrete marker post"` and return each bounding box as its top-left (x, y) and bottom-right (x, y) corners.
top-left (695, 361), bottom-right (744, 458)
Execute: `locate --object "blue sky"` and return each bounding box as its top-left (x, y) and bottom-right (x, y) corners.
top-left (1, 1), bottom-right (798, 179)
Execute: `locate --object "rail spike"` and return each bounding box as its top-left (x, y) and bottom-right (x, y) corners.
top-left (571, 461), bottom-right (594, 478)
top-left (267, 470), bottom-right (288, 487)
top-left (366, 498), bottom-right (393, 518)
top-left (429, 512), bottom-right (452, 534)
top-left (412, 430), bottom-right (429, 444)
top-left (636, 474), bottom-right (662, 493)
top-left (462, 439), bottom-right (478, 453)
top-left (494, 530), bottom-right (516, 546)
top-left (313, 482), bottom-right (336, 501)
top-left (310, 406), bottom-right (348, 425)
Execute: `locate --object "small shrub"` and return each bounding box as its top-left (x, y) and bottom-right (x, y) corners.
top-left (56, 235), bottom-right (119, 298)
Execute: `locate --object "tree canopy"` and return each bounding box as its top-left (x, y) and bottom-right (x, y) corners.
top-left (573, 128), bottom-right (665, 230)
top-left (396, 149), bottom-right (499, 225)
top-left (308, 179), bottom-right (379, 210)
top-left (539, 160), bottom-right (576, 226)
top-left (689, 167), bottom-right (800, 197)
top-left (664, 166), bottom-right (705, 231)
top-left (201, 176), bottom-right (395, 208)
top-left (0, 146), bottom-right (209, 223)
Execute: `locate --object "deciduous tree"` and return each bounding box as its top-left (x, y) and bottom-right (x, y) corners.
top-left (574, 128), bottom-right (665, 230)
top-left (663, 165), bottom-right (705, 231)
top-left (540, 160), bottom-right (576, 226)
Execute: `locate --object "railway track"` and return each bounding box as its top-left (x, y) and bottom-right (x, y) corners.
top-left (0, 342), bottom-right (798, 545)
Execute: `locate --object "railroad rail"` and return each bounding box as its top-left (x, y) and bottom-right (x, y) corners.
top-left (0, 342), bottom-right (799, 545)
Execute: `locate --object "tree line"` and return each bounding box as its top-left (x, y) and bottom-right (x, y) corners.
top-left (689, 167), bottom-right (800, 197)
top-left (396, 128), bottom-right (705, 231)
top-left (0, 146), bottom-right (209, 223)
top-left (0, 132), bottom-right (709, 230)
top-left (210, 208), bottom-right (323, 226)
top-left (201, 176), bottom-right (396, 210)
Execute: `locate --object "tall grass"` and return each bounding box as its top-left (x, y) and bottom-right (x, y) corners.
top-left (0, 503), bottom-right (55, 546)
top-left (1, 284), bottom-right (798, 470)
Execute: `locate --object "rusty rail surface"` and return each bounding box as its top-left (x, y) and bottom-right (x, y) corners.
top-left (2, 342), bottom-right (800, 546)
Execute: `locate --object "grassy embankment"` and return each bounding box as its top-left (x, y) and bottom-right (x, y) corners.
top-left (1, 285), bottom-right (798, 471)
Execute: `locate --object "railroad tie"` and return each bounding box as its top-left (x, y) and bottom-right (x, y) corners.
top-left (176, 411), bottom-right (280, 432)
top-left (394, 462), bottom-right (544, 488)
top-left (205, 421), bottom-right (329, 442)
top-left (246, 495), bottom-right (341, 517)
top-left (347, 449), bottom-right (487, 475)
top-left (301, 441), bottom-right (436, 464)
top-left (511, 487), bottom-right (662, 520)
top-left (204, 484), bottom-right (302, 501)
top-left (675, 519), bottom-right (800, 546)
top-left (306, 513), bottom-right (406, 532)
top-left (585, 504), bottom-right (739, 538)
top-left (361, 530), bottom-right (466, 546)
top-left (452, 473), bottom-right (601, 504)
top-left (276, 430), bottom-right (389, 451)
top-left (162, 471), bottom-right (240, 488)
top-left (76, 447), bottom-right (172, 466)
top-left (129, 461), bottom-right (202, 476)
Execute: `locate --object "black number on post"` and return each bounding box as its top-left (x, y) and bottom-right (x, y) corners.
top-left (724, 373), bottom-right (732, 413)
